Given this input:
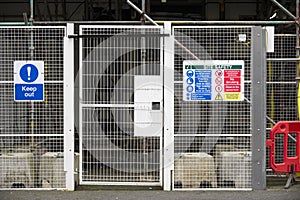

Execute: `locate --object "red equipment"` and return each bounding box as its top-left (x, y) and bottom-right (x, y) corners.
top-left (266, 121), bottom-right (300, 188)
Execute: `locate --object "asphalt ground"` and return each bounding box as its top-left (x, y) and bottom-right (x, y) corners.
top-left (0, 184), bottom-right (300, 200)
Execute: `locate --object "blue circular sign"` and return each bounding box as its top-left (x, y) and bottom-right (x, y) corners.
top-left (20, 64), bottom-right (39, 83)
top-left (186, 70), bottom-right (194, 77)
top-left (186, 78), bottom-right (194, 84)
top-left (186, 86), bottom-right (193, 93)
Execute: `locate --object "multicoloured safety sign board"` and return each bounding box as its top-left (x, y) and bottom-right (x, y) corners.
top-left (183, 60), bottom-right (244, 101)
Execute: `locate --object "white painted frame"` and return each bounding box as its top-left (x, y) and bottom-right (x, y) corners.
top-left (163, 22), bottom-right (175, 191)
top-left (0, 25), bottom-right (74, 191)
top-left (78, 25), bottom-right (164, 186)
top-left (64, 23), bottom-right (75, 191)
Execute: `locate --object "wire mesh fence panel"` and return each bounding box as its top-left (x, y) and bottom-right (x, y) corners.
top-left (266, 34), bottom-right (297, 175)
top-left (173, 26), bottom-right (252, 190)
top-left (79, 26), bottom-right (163, 185)
top-left (0, 27), bottom-right (66, 189)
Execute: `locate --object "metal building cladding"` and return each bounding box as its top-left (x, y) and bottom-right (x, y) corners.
top-left (0, 0), bottom-right (299, 191)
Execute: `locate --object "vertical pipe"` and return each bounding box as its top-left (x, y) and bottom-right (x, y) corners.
top-left (141, 0), bottom-right (146, 24)
top-left (29, 0), bottom-right (34, 22)
top-left (142, 0), bottom-right (145, 16)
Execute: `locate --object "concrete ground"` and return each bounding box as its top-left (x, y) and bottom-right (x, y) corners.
top-left (0, 184), bottom-right (300, 200)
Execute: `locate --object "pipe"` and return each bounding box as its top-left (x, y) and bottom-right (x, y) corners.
top-left (126, 0), bottom-right (159, 26)
top-left (30, 0), bottom-right (34, 22)
top-left (155, 20), bottom-right (296, 25)
top-left (270, 0), bottom-right (297, 20)
top-left (31, 20), bottom-right (296, 25)
top-left (0, 22), bottom-right (26, 26)
top-left (141, 0), bottom-right (146, 24)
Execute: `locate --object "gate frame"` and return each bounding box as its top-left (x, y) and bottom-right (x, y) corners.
top-left (162, 24), bottom-right (267, 191)
top-left (163, 22), bottom-right (175, 191)
top-left (251, 26), bottom-right (267, 190)
top-left (0, 24), bottom-right (75, 191)
top-left (78, 25), bottom-right (164, 186)
top-left (64, 23), bottom-right (75, 191)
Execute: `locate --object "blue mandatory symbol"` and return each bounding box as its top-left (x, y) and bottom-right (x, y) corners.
top-left (186, 70), bottom-right (194, 77)
top-left (186, 78), bottom-right (194, 84)
top-left (186, 86), bottom-right (194, 93)
top-left (19, 64), bottom-right (39, 83)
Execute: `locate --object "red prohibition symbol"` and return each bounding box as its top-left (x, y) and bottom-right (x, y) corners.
top-left (215, 77), bottom-right (222, 85)
top-left (215, 85), bottom-right (223, 92)
top-left (215, 69), bottom-right (223, 77)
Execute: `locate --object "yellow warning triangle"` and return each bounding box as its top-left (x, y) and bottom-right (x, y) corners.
top-left (215, 93), bottom-right (223, 100)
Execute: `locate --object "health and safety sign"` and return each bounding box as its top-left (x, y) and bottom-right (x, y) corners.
top-left (14, 61), bottom-right (44, 101)
top-left (183, 60), bottom-right (244, 101)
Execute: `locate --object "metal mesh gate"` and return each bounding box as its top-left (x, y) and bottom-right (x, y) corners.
top-left (266, 34), bottom-right (298, 174)
top-left (172, 26), bottom-right (254, 190)
top-left (79, 25), bottom-right (163, 185)
top-left (0, 26), bottom-right (70, 189)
